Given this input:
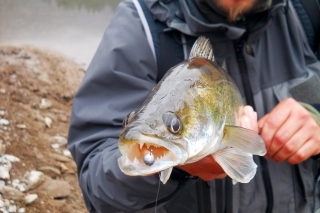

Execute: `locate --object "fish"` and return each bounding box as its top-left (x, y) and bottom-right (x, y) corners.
top-left (117, 36), bottom-right (266, 184)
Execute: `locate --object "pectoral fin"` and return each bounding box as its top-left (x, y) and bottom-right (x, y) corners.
top-left (212, 148), bottom-right (257, 183)
top-left (160, 167), bottom-right (173, 184)
top-left (223, 125), bottom-right (266, 156)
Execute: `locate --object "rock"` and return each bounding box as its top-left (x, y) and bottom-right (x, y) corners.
top-left (0, 110), bottom-right (5, 116)
top-left (7, 205), bottom-right (16, 212)
top-left (18, 208), bottom-right (26, 213)
top-left (3, 154), bottom-right (20, 163)
top-left (0, 199), bottom-right (4, 207)
top-left (44, 116), bottom-right (52, 128)
top-left (38, 166), bottom-right (61, 178)
top-left (11, 179), bottom-right (27, 192)
top-left (0, 165), bottom-right (10, 180)
top-left (48, 199), bottom-right (66, 208)
top-left (39, 98), bottom-right (52, 109)
top-left (38, 179), bottom-right (71, 199)
top-left (0, 165), bottom-right (10, 179)
top-left (0, 185), bottom-right (24, 201)
top-left (0, 155), bottom-right (18, 180)
top-left (0, 143), bottom-right (6, 155)
top-left (53, 135), bottom-right (67, 146)
top-left (49, 153), bottom-right (71, 162)
top-left (59, 163), bottom-right (69, 172)
top-left (62, 149), bottom-right (71, 158)
top-left (24, 194), bottom-right (38, 205)
top-left (16, 124), bottom-right (27, 129)
top-left (0, 119), bottom-right (9, 126)
top-left (25, 170), bottom-right (45, 190)
top-left (51, 143), bottom-right (60, 149)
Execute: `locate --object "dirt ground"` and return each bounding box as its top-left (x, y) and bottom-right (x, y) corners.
top-left (0, 45), bottom-right (88, 213)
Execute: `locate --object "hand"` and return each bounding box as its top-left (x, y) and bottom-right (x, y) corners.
top-left (177, 105), bottom-right (259, 181)
top-left (178, 155), bottom-right (227, 181)
top-left (258, 98), bottom-right (320, 164)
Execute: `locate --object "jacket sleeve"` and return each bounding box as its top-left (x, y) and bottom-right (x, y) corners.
top-left (67, 1), bottom-right (182, 212)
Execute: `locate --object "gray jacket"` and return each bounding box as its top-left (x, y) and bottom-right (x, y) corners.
top-left (68, 0), bottom-right (320, 212)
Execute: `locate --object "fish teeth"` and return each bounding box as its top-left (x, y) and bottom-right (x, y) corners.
top-left (133, 157), bottom-right (139, 164)
top-left (125, 156), bottom-right (131, 164)
top-left (139, 142), bottom-right (143, 150)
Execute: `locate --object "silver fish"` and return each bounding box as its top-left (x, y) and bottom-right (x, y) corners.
top-left (118, 36), bottom-right (266, 184)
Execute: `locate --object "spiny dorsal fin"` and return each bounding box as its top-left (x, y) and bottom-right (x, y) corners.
top-left (189, 36), bottom-right (214, 61)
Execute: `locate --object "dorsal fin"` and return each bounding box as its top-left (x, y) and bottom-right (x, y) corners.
top-left (189, 36), bottom-right (214, 61)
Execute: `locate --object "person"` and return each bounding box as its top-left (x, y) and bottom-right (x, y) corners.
top-left (67, 0), bottom-right (320, 212)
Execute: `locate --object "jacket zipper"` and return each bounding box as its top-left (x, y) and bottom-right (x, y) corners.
top-left (234, 35), bottom-right (274, 213)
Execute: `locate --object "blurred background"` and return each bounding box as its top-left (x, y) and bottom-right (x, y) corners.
top-left (0, 0), bottom-right (122, 69)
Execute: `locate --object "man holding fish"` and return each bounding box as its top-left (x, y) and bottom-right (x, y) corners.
top-left (68, 0), bottom-right (320, 212)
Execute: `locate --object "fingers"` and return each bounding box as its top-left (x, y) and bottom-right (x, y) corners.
top-left (239, 105), bottom-right (259, 132)
top-left (259, 99), bottom-right (293, 151)
top-left (271, 124), bottom-right (309, 162)
top-left (258, 98), bottom-right (320, 164)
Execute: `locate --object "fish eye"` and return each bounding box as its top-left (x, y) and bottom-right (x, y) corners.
top-left (123, 111), bottom-right (135, 128)
top-left (163, 112), bottom-right (181, 134)
top-left (170, 118), bottom-right (181, 133)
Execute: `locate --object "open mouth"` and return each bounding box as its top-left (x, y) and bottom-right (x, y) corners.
top-left (121, 142), bottom-right (170, 165)
top-left (118, 132), bottom-right (188, 176)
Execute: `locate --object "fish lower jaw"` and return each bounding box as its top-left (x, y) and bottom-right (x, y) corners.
top-left (118, 153), bottom-right (179, 176)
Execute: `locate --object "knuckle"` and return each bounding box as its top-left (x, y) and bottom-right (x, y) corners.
top-left (292, 151), bottom-right (307, 164)
top-left (264, 116), bottom-right (278, 130)
top-left (273, 132), bottom-right (288, 145)
top-left (297, 110), bottom-right (309, 120)
top-left (282, 143), bottom-right (295, 154)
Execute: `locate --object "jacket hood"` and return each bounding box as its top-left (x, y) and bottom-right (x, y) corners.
top-left (143, 0), bottom-right (287, 39)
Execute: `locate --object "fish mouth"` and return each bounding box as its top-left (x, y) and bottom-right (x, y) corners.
top-left (118, 133), bottom-right (187, 176)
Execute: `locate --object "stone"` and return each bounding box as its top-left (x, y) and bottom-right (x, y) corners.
top-left (62, 149), bottom-right (71, 158)
top-left (11, 179), bottom-right (27, 192)
top-left (0, 119), bottom-right (9, 126)
top-left (38, 166), bottom-right (61, 178)
top-left (44, 117), bottom-right (52, 128)
top-left (0, 185), bottom-right (24, 201)
top-left (3, 155), bottom-right (20, 163)
top-left (49, 153), bottom-right (71, 162)
top-left (16, 124), bottom-right (27, 129)
top-left (51, 143), bottom-right (60, 149)
top-left (39, 98), bottom-right (52, 109)
top-left (0, 143), bottom-right (6, 155)
top-left (7, 205), bottom-right (16, 212)
top-left (0, 110), bottom-right (5, 116)
top-left (0, 165), bottom-right (10, 179)
top-left (18, 208), bottom-right (26, 213)
top-left (53, 135), bottom-right (67, 146)
top-left (25, 170), bottom-right (45, 190)
top-left (24, 194), bottom-right (38, 205)
top-left (38, 179), bottom-right (71, 199)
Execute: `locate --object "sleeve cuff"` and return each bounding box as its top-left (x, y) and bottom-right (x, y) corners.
top-left (171, 168), bottom-right (198, 184)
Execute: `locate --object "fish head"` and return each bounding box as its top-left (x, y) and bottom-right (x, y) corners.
top-left (118, 63), bottom-right (215, 177)
top-left (118, 111), bottom-right (188, 177)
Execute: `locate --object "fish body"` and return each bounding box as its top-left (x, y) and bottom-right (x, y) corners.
top-left (118, 37), bottom-right (266, 184)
